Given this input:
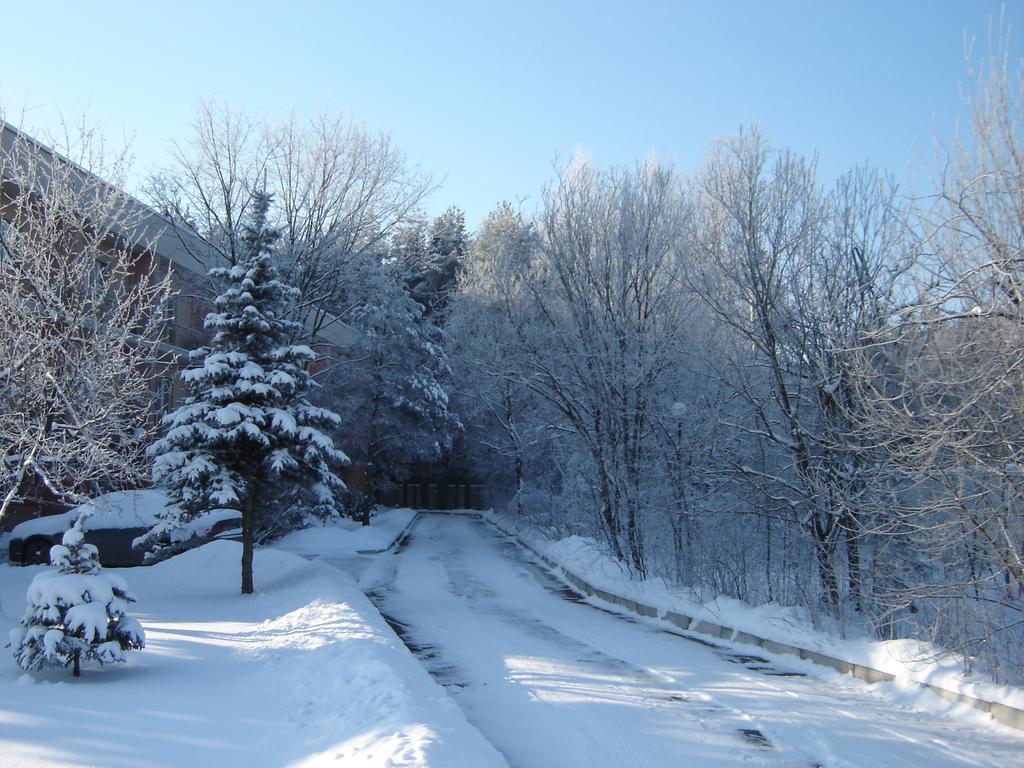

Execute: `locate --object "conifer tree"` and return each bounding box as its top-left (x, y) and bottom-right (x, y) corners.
top-left (10, 512), bottom-right (144, 677)
top-left (344, 260), bottom-right (461, 504)
top-left (422, 205), bottom-right (468, 315)
top-left (401, 206), bottom-right (468, 318)
top-left (148, 191), bottom-right (348, 593)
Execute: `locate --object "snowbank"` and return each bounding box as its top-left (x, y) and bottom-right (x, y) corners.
top-left (487, 510), bottom-right (1024, 722)
top-left (274, 507), bottom-right (418, 556)
top-left (0, 538), bottom-right (505, 767)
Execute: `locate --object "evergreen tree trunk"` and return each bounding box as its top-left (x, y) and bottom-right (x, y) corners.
top-left (365, 369), bottom-right (383, 509)
top-left (241, 489), bottom-right (255, 595)
top-left (359, 492), bottom-right (371, 527)
top-left (365, 444), bottom-right (381, 511)
top-left (72, 650), bottom-right (81, 678)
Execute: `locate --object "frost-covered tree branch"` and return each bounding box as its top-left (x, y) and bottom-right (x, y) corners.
top-left (147, 101), bottom-right (434, 340)
top-left (0, 117), bottom-right (173, 526)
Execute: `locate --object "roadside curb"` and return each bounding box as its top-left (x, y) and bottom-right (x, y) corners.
top-left (486, 515), bottom-right (1024, 732)
top-left (355, 509), bottom-right (483, 555)
top-left (355, 510), bottom-right (422, 555)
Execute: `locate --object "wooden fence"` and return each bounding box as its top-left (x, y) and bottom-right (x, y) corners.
top-left (387, 482), bottom-right (488, 510)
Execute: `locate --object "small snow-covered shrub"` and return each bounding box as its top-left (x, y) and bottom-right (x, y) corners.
top-left (9, 512), bottom-right (144, 677)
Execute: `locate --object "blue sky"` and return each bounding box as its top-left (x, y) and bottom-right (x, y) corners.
top-left (1, 1), bottom-right (1019, 228)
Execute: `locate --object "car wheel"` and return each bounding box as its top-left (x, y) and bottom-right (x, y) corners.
top-left (22, 538), bottom-right (52, 565)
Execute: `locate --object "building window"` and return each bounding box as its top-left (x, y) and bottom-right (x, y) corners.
top-left (155, 375), bottom-right (172, 417)
top-left (0, 215), bottom-right (10, 261)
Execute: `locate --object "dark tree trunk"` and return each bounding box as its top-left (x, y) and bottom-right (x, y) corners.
top-left (514, 450), bottom-right (524, 517)
top-left (72, 650), bottom-right (81, 677)
top-left (359, 493), bottom-right (371, 527)
top-left (598, 485), bottom-right (625, 563)
top-left (844, 512), bottom-right (863, 612)
top-left (626, 498), bottom-right (646, 579)
top-left (365, 362), bottom-right (384, 510)
top-left (670, 511), bottom-right (684, 584)
top-left (814, 525), bottom-right (840, 611)
top-left (0, 412), bottom-right (55, 524)
top-left (241, 489), bottom-right (255, 594)
top-left (365, 444), bottom-right (381, 511)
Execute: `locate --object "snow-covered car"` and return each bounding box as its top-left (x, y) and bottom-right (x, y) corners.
top-left (6, 489), bottom-right (241, 567)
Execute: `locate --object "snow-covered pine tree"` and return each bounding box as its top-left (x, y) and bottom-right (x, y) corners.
top-left (343, 259), bottom-right (461, 505)
top-left (10, 511), bottom-right (144, 677)
top-left (147, 190), bottom-right (348, 593)
top-left (399, 207), bottom-right (468, 319)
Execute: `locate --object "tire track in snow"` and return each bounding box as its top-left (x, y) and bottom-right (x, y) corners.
top-left (369, 515), bottom-right (1023, 768)
top-left (373, 515), bottom-right (827, 767)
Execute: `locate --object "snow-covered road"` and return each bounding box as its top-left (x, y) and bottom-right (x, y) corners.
top-left (372, 514), bottom-right (1024, 768)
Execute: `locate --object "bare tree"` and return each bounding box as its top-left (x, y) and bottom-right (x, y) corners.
top-left (0, 119), bottom-right (173, 526)
top-left (149, 101), bottom-right (434, 339)
top-left (854, 24), bottom-right (1024, 677)
top-left (448, 203), bottom-right (550, 515)
top-left (484, 161), bottom-right (693, 576)
top-left (694, 128), bottom-right (908, 613)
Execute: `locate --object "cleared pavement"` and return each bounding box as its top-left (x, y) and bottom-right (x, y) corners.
top-left (370, 514), bottom-right (1024, 768)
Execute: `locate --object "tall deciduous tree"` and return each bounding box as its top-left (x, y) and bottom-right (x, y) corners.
top-left (148, 102), bottom-right (433, 339)
top-left (448, 203), bottom-right (547, 515)
top-left (473, 161), bottom-right (692, 577)
top-left (694, 128), bottom-right (907, 612)
top-left (854, 27), bottom-right (1024, 669)
top-left (148, 191), bottom-right (347, 594)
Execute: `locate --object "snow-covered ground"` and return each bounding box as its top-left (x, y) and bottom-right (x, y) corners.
top-left (490, 512), bottom-right (1024, 714)
top-left (375, 513), bottom-right (1024, 767)
top-left (275, 507), bottom-right (418, 557)
top-left (274, 507), bottom-right (418, 586)
top-left (0, 535), bottom-right (505, 768)
top-left (4, 508), bottom-right (1021, 767)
